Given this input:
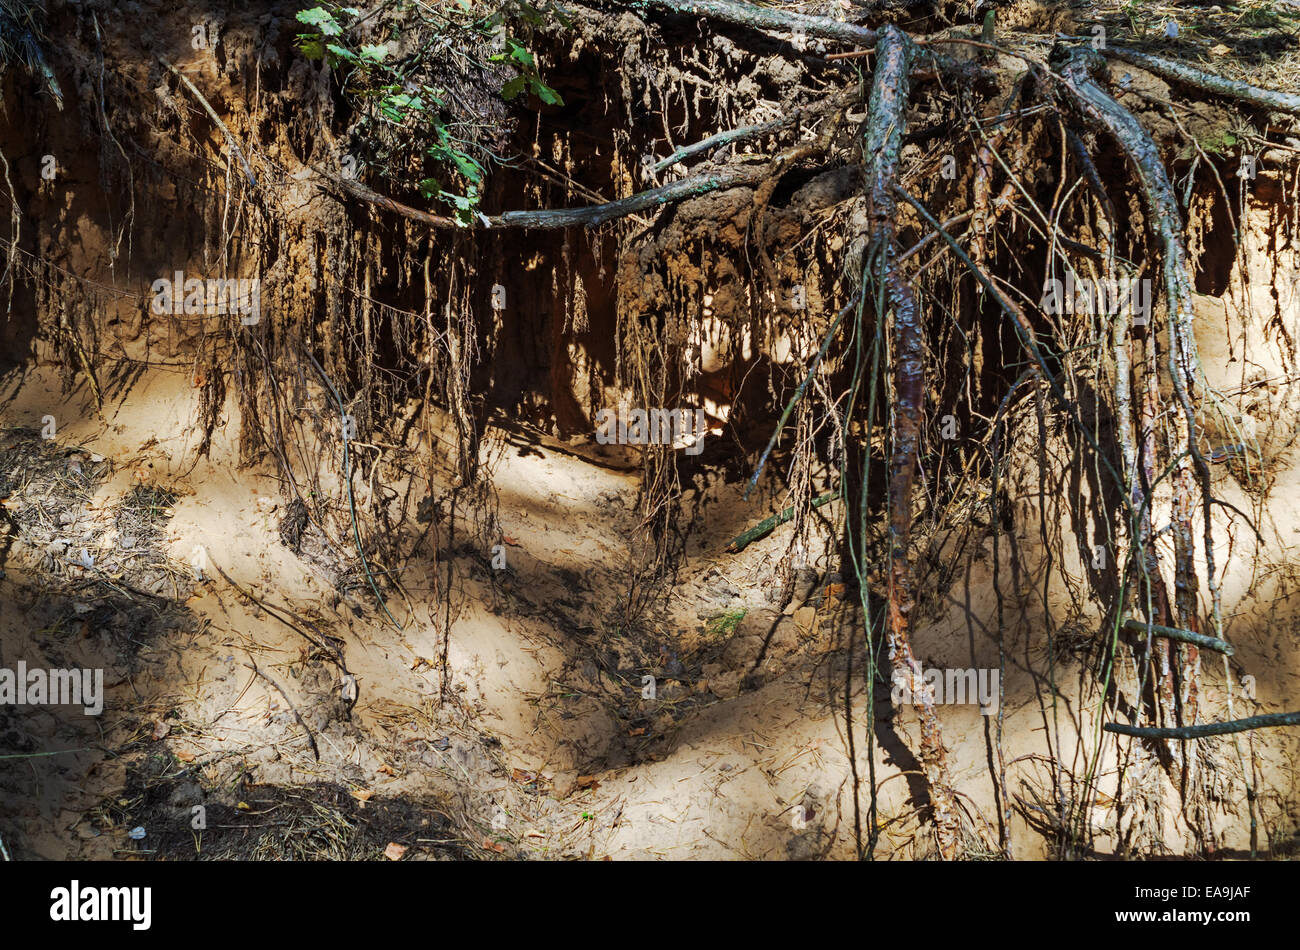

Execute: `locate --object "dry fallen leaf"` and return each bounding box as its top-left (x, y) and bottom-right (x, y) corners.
top-left (152, 721), bottom-right (170, 740)
top-left (383, 842), bottom-right (408, 861)
top-left (576, 775), bottom-right (599, 789)
top-left (511, 768), bottom-right (536, 783)
top-left (175, 750), bottom-right (196, 763)
top-left (482, 838), bottom-right (507, 853)
top-left (352, 788), bottom-right (374, 804)
top-left (376, 764), bottom-right (396, 776)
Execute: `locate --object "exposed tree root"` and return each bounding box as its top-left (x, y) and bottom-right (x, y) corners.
top-left (227, 9), bottom-right (1300, 855)
top-left (316, 159), bottom-right (775, 230)
top-left (726, 491), bottom-right (838, 554)
top-left (624, 0), bottom-right (879, 47)
top-left (1101, 45), bottom-right (1300, 117)
top-left (1121, 619), bottom-right (1234, 657)
top-left (1052, 43), bottom-right (1240, 842)
top-left (1105, 713), bottom-right (1300, 741)
top-left (159, 56), bottom-right (257, 188)
top-left (860, 24), bottom-right (962, 861)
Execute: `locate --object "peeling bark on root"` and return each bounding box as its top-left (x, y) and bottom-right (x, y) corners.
top-left (1137, 337), bottom-right (1181, 768)
top-left (862, 24), bottom-right (961, 861)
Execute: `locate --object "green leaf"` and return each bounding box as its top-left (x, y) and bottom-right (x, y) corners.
top-left (508, 43), bottom-right (535, 68)
top-left (428, 138), bottom-right (485, 186)
top-left (327, 43), bottom-right (358, 63)
top-left (298, 37), bottom-right (326, 60)
top-left (379, 91), bottom-right (424, 121)
top-left (439, 187), bottom-right (481, 227)
top-left (450, 152), bottom-right (484, 184)
top-left (296, 7), bottom-right (342, 36)
top-left (529, 78), bottom-right (563, 106)
top-left (500, 75), bottom-right (528, 100)
top-left (359, 44), bottom-right (388, 63)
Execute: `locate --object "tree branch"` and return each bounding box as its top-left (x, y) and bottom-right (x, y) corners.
top-left (1122, 618), bottom-right (1234, 656)
top-left (1105, 712), bottom-right (1300, 740)
top-left (313, 161), bottom-right (773, 230)
top-left (1103, 45), bottom-right (1300, 117)
top-left (627, 0), bottom-right (877, 46)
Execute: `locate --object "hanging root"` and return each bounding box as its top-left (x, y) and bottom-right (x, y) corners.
top-left (285, 7), bottom-right (1295, 856)
top-left (1055, 54), bottom-right (1202, 674)
top-left (861, 24), bottom-right (961, 861)
top-left (159, 56), bottom-right (257, 188)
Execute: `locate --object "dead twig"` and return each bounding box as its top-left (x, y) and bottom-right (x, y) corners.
top-left (211, 557), bottom-right (348, 671)
top-left (159, 56), bottom-right (257, 187)
top-left (243, 660), bottom-right (321, 761)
